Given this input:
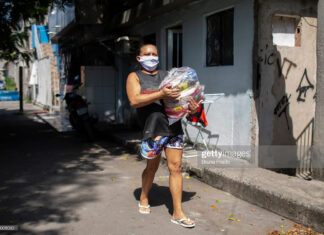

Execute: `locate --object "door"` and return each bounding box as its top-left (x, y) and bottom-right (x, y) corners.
top-left (166, 26), bottom-right (183, 70)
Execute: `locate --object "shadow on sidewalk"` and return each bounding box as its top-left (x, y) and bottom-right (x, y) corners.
top-left (133, 183), bottom-right (196, 215)
top-left (0, 104), bottom-right (128, 234)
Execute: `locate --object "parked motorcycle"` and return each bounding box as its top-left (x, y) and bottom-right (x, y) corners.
top-left (57, 84), bottom-right (97, 141)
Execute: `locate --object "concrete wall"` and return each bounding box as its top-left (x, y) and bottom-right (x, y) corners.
top-left (7, 62), bottom-right (19, 86)
top-left (0, 61), bottom-right (6, 80)
top-left (127, 0), bottom-right (255, 146)
top-left (40, 43), bottom-right (61, 108)
top-left (115, 55), bottom-right (139, 126)
top-left (257, 0), bottom-right (317, 147)
top-left (83, 66), bottom-right (116, 122)
top-left (255, 0), bottom-right (318, 176)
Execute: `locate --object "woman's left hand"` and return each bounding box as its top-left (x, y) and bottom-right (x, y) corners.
top-left (187, 97), bottom-right (203, 114)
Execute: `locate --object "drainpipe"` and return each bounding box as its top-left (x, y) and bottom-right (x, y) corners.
top-left (19, 67), bottom-right (23, 113)
top-left (312, 0), bottom-right (324, 181)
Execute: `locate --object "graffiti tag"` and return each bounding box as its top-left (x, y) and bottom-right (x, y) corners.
top-left (274, 94), bottom-right (292, 130)
top-left (296, 69), bottom-right (314, 102)
top-left (258, 44), bottom-right (275, 65)
top-left (279, 58), bottom-right (297, 79)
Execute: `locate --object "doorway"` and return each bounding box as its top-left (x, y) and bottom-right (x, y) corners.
top-left (166, 25), bottom-right (183, 70)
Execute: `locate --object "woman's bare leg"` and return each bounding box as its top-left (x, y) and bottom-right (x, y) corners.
top-left (165, 147), bottom-right (194, 225)
top-left (139, 154), bottom-right (161, 213)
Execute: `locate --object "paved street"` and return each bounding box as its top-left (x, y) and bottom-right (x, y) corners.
top-left (0, 102), bottom-right (313, 235)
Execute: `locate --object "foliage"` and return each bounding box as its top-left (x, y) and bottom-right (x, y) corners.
top-left (4, 76), bottom-right (16, 90)
top-left (0, 0), bottom-right (145, 64)
top-left (0, 0), bottom-right (73, 64)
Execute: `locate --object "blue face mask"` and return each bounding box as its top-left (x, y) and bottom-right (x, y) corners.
top-left (139, 56), bottom-right (159, 72)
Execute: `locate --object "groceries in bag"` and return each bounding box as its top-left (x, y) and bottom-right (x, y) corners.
top-left (159, 67), bottom-right (205, 124)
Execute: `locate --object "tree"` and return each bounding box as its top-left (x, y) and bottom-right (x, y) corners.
top-left (0, 0), bottom-right (73, 64)
top-left (0, 0), bottom-right (146, 64)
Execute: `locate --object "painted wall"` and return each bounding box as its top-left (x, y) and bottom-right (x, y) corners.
top-left (127, 0), bottom-right (255, 146)
top-left (36, 57), bottom-right (52, 107)
top-left (83, 66), bottom-right (116, 122)
top-left (257, 0), bottom-right (317, 146)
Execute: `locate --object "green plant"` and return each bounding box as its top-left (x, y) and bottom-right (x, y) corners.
top-left (0, 0), bottom-right (73, 64)
top-left (5, 77), bottom-right (16, 91)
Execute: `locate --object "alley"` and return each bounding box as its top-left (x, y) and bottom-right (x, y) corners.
top-left (0, 102), bottom-right (314, 235)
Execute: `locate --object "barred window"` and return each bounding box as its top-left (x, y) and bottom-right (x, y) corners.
top-left (206, 8), bottom-right (234, 66)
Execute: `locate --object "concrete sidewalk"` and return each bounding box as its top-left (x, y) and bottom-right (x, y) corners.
top-left (3, 101), bottom-right (315, 235)
top-left (18, 101), bottom-right (323, 233)
top-left (109, 129), bottom-right (324, 233)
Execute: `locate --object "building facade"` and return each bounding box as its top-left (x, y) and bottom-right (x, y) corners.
top-left (51, 0), bottom-right (323, 180)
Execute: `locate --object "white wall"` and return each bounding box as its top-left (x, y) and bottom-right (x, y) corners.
top-left (84, 66), bottom-right (116, 122)
top-left (36, 57), bottom-right (52, 107)
top-left (130, 0), bottom-right (254, 146)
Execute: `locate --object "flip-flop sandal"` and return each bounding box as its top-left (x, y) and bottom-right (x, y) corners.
top-left (171, 217), bottom-right (195, 228)
top-left (138, 203), bottom-right (151, 214)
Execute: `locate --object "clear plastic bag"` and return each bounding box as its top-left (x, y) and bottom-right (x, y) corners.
top-left (159, 67), bottom-right (205, 125)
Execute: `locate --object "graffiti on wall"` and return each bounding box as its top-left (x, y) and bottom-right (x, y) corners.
top-left (274, 94), bottom-right (292, 130)
top-left (259, 43), bottom-right (316, 130)
top-left (272, 56), bottom-right (314, 129)
top-left (296, 68), bottom-right (314, 102)
top-left (278, 58), bottom-right (297, 79)
top-left (258, 44), bottom-right (275, 65)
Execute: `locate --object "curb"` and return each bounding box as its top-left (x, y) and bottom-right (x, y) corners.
top-left (198, 168), bottom-right (324, 233)
top-left (110, 133), bottom-right (324, 233)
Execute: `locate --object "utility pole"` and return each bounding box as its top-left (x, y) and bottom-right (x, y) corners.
top-left (313, 0), bottom-right (324, 180)
top-left (19, 66), bottom-right (23, 113)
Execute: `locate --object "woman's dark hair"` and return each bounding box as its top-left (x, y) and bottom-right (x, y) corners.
top-left (137, 44), bottom-right (158, 56)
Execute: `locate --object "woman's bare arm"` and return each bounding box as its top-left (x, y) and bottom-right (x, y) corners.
top-left (126, 72), bottom-right (180, 108)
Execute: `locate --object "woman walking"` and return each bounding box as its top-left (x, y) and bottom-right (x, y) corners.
top-left (126, 44), bottom-right (200, 228)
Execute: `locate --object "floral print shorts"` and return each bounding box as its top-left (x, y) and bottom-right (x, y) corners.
top-left (141, 134), bottom-right (184, 160)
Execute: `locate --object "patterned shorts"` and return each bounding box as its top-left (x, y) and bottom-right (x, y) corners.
top-left (141, 134), bottom-right (184, 160)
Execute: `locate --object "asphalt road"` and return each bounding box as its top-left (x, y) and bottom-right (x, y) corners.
top-left (0, 102), bottom-right (303, 235)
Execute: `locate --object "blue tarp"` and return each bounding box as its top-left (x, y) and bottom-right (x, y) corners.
top-left (37, 25), bottom-right (49, 43)
top-left (0, 90), bottom-right (17, 95)
top-left (0, 91), bottom-right (20, 101)
top-left (32, 24), bottom-right (49, 48)
top-left (32, 24), bottom-right (36, 48)
top-left (52, 44), bottom-right (61, 72)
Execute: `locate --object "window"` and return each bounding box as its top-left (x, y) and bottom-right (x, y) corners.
top-left (206, 8), bottom-right (234, 66)
top-left (272, 15), bottom-right (301, 47)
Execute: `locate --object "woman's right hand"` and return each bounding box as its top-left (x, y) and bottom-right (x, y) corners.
top-left (160, 85), bottom-right (181, 99)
